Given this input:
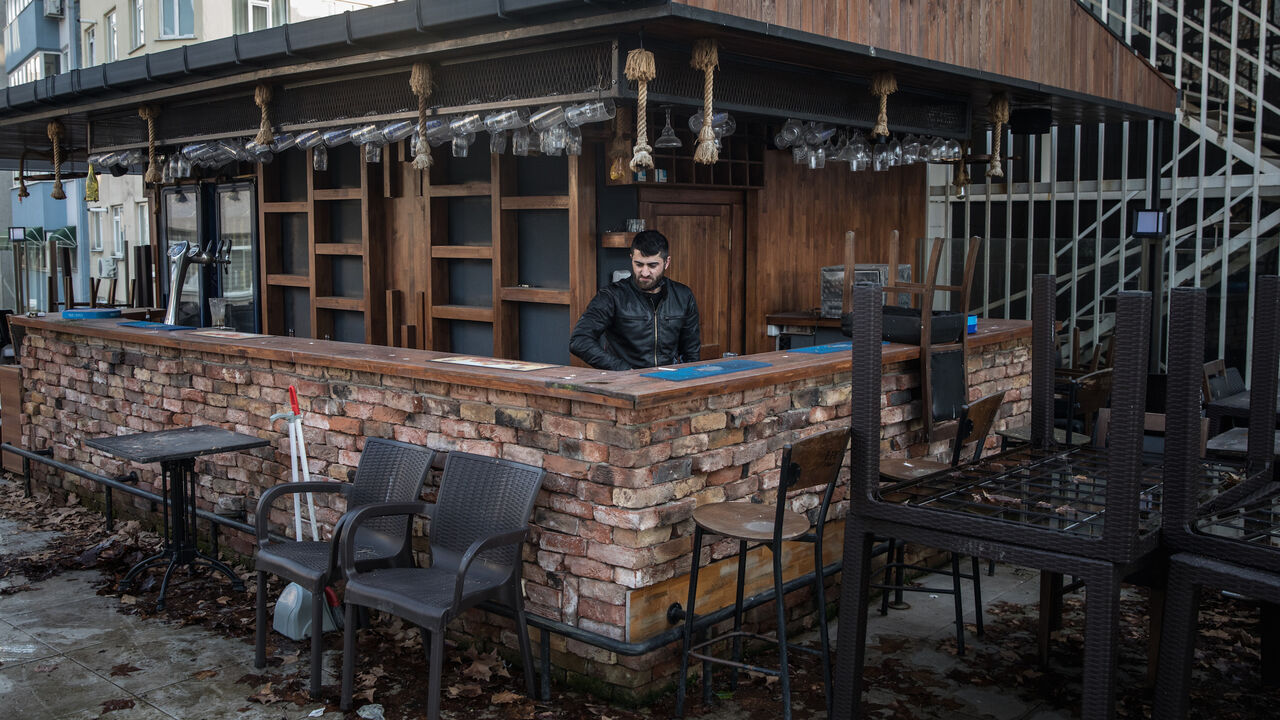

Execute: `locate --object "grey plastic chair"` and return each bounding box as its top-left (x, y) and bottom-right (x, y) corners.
top-left (338, 451), bottom-right (545, 720)
top-left (253, 437), bottom-right (434, 697)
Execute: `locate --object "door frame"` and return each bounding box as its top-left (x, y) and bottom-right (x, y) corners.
top-left (638, 187), bottom-right (746, 357)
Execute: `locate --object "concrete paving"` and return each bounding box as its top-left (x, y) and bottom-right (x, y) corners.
top-left (1, 510), bottom-right (1090, 720)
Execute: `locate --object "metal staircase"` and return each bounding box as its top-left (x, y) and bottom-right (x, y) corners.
top-left (934, 0), bottom-right (1280, 376)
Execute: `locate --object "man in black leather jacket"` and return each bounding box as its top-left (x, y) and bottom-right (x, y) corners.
top-left (570, 230), bottom-right (701, 370)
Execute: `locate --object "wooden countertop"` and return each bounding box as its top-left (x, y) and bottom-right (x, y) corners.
top-left (13, 314), bottom-right (1031, 410)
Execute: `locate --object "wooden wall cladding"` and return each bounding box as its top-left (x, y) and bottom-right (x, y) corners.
top-left (674, 0), bottom-right (1176, 115)
top-left (744, 150), bottom-right (926, 355)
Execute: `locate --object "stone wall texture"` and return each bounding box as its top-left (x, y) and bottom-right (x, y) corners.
top-left (19, 328), bottom-right (1030, 700)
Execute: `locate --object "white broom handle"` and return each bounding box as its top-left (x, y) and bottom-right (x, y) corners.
top-left (294, 417), bottom-right (319, 541)
top-left (288, 417), bottom-right (303, 540)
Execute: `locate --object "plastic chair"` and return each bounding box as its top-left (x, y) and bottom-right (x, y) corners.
top-left (675, 427), bottom-right (849, 720)
top-left (875, 390), bottom-right (1006, 655)
top-left (339, 452), bottom-right (545, 720)
top-left (253, 438), bottom-right (435, 697)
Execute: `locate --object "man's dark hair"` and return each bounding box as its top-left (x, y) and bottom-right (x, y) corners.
top-left (630, 230), bottom-right (669, 258)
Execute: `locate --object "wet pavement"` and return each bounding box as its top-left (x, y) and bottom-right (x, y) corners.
top-left (0, 499), bottom-right (1087, 720)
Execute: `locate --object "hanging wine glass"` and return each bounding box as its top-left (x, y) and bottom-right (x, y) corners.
top-left (654, 107), bottom-right (682, 149)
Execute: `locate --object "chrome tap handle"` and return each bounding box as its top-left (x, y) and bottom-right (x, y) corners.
top-left (163, 241), bottom-right (193, 326)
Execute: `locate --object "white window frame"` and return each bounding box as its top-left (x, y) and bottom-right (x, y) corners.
top-left (88, 209), bottom-right (105, 252)
top-left (132, 0), bottom-right (144, 49)
top-left (84, 25), bottom-right (96, 67)
top-left (111, 205), bottom-right (125, 258)
top-left (105, 11), bottom-right (118, 62)
top-left (135, 201), bottom-right (150, 248)
top-left (159, 0), bottom-right (195, 40)
top-left (249, 0), bottom-right (272, 31)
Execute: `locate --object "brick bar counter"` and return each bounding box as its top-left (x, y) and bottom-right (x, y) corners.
top-left (9, 314), bottom-right (1031, 699)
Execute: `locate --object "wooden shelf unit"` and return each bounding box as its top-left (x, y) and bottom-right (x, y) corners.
top-left (417, 149), bottom-right (595, 362)
top-left (258, 144), bottom-right (385, 344)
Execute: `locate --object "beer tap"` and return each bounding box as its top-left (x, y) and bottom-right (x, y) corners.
top-left (163, 237), bottom-right (228, 326)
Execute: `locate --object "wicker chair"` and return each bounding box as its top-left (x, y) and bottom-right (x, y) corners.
top-left (1154, 277), bottom-right (1280, 718)
top-left (338, 452), bottom-right (544, 720)
top-left (253, 438), bottom-right (434, 697)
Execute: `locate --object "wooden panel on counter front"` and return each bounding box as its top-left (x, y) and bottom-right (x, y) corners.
top-left (628, 519), bottom-right (844, 643)
top-left (0, 365), bottom-right (21, 473)
top-left (673, 0), bottom-right (1176, 115)
top-left (744, 150), bottom-right (926, 355)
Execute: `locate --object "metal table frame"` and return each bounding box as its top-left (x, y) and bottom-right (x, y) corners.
top-left (85, 426), bottom-right (269, 609)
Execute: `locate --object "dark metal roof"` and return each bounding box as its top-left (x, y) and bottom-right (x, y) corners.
top-left (0, 0), bottom-right (1173, 173)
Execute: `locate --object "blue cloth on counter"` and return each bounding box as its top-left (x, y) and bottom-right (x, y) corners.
top-left (641, 358), bottom-right (771, 381)
top-left (118, 321), bottom-right (194, 331)
top-left (791, 341), bottom-right (853, 354)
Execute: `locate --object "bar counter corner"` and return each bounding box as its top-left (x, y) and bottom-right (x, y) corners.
top-left (9, 313), bottom-right (1031, 699)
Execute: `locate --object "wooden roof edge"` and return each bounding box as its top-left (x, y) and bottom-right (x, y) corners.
top-left (666, 0), bottom-right (1177, 119)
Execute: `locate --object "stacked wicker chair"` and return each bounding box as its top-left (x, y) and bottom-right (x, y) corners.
top-left (834, 275), bottom-right (1167, 719)
top-left (1154, 276), bottom-right (1280, 718)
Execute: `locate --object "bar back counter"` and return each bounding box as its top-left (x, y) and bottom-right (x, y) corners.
top-left (9, 314), bottom-right (1030, 699)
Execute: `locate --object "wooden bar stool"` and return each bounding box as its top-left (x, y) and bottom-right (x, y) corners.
top-left (675, 427), bottom-right (849, 720)
top-left (875, 390), bottom-right (1006, 655)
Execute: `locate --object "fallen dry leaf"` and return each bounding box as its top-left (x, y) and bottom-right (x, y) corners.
top-left (492, 690), bottom-right (522, 704)
top-left (99, 698), bottom-right (135, 713)
top-left (192, 669), bottom-right (219, 680)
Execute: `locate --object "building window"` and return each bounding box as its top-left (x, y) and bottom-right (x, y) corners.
top-left (160, 0), bottom-right (194, 38)
top-left (105, 11), bottom-right (117, 62)
top-left (250, 0), bottom-right (272, 30)
top-left (88, 210), bottom-right (105, 252)
top-left (132, 0), bottom-right (145, 47)
top-left (6, 0), bottom-right (35, 22)
top-left (84, 26), bottom-right (96, 67)
top-left (7, 51), bottom-right (62, 86)
top-left (135, 201), bottom-right (150, 248)
top-left (111, 205), bottom-right (125, 258)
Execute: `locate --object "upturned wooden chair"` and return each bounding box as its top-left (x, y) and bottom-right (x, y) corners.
top-left (876, 390), bottom-right (1005, 655)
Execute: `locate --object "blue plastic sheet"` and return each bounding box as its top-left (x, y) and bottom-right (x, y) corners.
top-left (118, 321), bottom-right (194, 331)
top-left (640, 358), bottom-right (771, 381)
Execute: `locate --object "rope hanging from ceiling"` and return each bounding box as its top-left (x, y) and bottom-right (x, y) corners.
top-left (987, 92), bottom-right (1010, 178)
top-left (17, 152), bottom-right (28, 201)
top-left (47, 121), bottom-right (66, 200)
top-left (871, 71), bottom-right (897, 138)
top-left (253, 83), bottom-right (275, 146)
top-left (410, 62), bottom-right (434, 170)
top-left (625, 48), bottom-right (655, 173)
top-left (690, 39), bottom-right (719, 165)
top-left (138, 104), bottom-right (162, 184)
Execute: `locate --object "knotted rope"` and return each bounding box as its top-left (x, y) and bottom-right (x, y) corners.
top-left (253, 83), bottom-right (274, 146)
top-left (47, 121), bottom-right (65, 200)
top-left (871, 71), bottom-right (897, 138)
top-left (410, 62), bottom-right (434, 169)
top-left (609, 106), bottom-right (633, 182)
top-left (17, 152), bottom-right (28, 201)
top-left (987, 93), bottom-right (1010, 178)
top-left (953, 161), bottom-right (970, 197)
top-left (138, 104), bottom-right (162, 184)
top-left (625, 48), bottom-right (656, 172)
top-left (690, 39), bottom-right (719, 165)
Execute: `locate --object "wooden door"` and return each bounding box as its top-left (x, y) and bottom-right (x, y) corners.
top-left (640, 189), bottom-right (745, 360)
